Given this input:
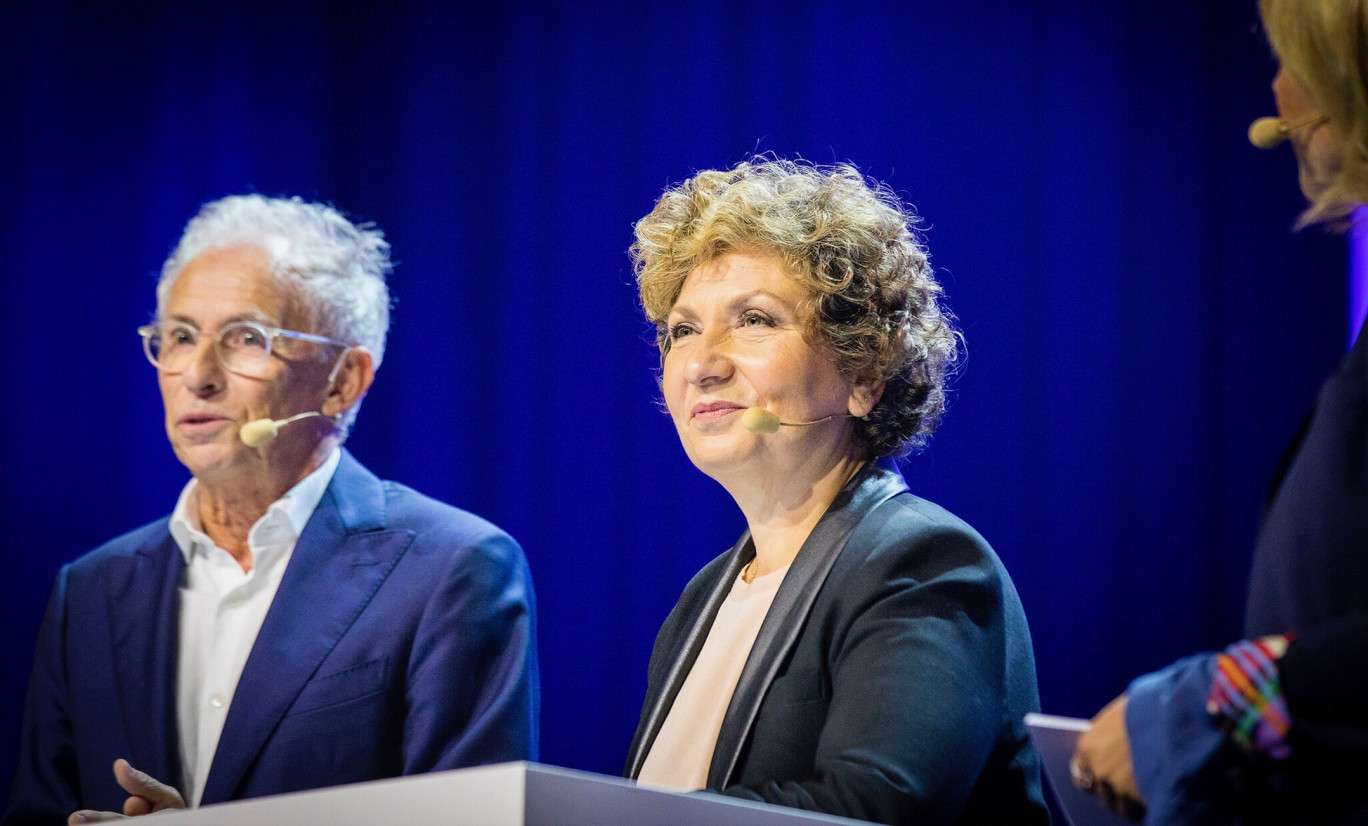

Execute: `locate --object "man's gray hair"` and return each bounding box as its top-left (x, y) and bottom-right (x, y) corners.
top-left (158, 194), bottom-right (393, 432)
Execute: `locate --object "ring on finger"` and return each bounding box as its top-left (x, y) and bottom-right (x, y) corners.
top-left (1070, 758), bottom-right (1095, 792)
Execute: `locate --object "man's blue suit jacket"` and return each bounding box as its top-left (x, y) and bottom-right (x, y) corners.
top-left (3, 449), bottom-right (538, 824)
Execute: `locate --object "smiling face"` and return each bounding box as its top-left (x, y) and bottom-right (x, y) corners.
top-left (662, 252), bottom-right (871, 483)
top-left (158, 245), bottom-right (338, 488)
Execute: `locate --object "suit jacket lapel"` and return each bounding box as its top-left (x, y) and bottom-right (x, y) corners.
top-left (106, 527), bottom-right (184, 788)
top-left (1263, 314), bottom-right (1368, 514)
top-left (707, 462), bottom-right (908, 790)
top-left (199, 451), bottom-right (415, 803)
top-left (623, 536), bottom-right (752, 779)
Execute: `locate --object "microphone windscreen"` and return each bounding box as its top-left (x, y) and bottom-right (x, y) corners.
top-left (239, 418), bottom-right (280, 447)
top-left (742, 407), bottom-right (781, 434)
top-left (1248, 117), bottom-right (1287, 150)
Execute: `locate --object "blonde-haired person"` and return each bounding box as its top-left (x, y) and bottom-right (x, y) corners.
top-left (1072, 1), bottom-right (1368, 823)
top-left (623, 158), bottom-right (1049, 825)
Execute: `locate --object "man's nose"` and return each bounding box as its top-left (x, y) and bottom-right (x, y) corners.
top-left (179, 338), bottom-right (225, 396)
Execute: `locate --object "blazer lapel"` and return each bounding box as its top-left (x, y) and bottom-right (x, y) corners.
top-left (106, 528), bottom-right (184, 788)
top-left (707, 462), bottom-right (907, 789)
top-left (1263, 314), bottom-right (1368, 513)
top-left (199, 451), bottom-right (415, 804)
top-left (624, 537), bottom-right (752, 779)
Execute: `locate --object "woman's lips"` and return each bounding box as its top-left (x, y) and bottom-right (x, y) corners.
top-left (691, 402), bottom-right (744, 422)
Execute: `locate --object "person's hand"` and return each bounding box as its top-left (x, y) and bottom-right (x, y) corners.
top-left (68, 759), bottom-right (187, 823)
top-left (1072, 693), bottom-right (1146, 820)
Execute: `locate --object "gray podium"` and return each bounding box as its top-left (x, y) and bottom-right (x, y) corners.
top-left (148, 762), bottom-right (871, 825)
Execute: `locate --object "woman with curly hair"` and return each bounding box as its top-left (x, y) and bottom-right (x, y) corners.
top-left (622, 158), bottom-right (1049, 825)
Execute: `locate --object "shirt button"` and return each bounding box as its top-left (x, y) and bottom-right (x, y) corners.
top-left (226, 593), bottom-right (246, 608)
top-left (209, 695), bottom-right (226, 709)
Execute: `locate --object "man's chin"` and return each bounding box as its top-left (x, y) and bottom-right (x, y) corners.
top-left (174, 442), bottom-right (252, 483)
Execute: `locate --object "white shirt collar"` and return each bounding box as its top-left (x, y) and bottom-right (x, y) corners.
top-left (169, 448), bottom-right (343, 564)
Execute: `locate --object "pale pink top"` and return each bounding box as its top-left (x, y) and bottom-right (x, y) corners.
top-left (637, 563), bottom-right (790, 792)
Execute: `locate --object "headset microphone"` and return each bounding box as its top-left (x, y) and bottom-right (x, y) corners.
top-left (741, 407), bottom-right (849, 434)
top-left (1248, 113), bottom-right (1329, 149)
top-left (239, 411), bottom-right (330, 447)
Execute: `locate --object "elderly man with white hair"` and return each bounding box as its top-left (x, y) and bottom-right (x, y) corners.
top-left (2, 195), bottom-right (538, 824)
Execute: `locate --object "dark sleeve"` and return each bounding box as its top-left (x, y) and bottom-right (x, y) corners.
top-left (721, 526), bottom-right (1026, 824)
top-left (1280, 611), bottom-right (1368, 749)
top-left (1122, 613), bottom-right (1368, 823)
top-left (2, 568), bottom-right (80, 826)
top-left (401, 529), bottom-right (539, 770)
top-left (1125, 653), bottom-right (1245, 825)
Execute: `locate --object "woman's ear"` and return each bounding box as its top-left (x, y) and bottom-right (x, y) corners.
top-left (847, 381), bottom-right (885, 419)
top-left (322, 347), bottom-right (376, 419)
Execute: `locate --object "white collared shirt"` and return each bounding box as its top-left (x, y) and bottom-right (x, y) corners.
top-left (169, 448), bottom-right (340, 807)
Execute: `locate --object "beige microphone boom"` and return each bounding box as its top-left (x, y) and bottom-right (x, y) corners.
top-left (239, 418), bottom-right (281, 447)
top-left (741, 407), bottom-right (782, 434)
top-left (239, 411), bottom-right (328, 447)
top-left (1248, 113), bottom-right (1329, 150)
top-left (741, 407), bottom-right (847, 433)
top-left (1248, 116), bottom-right (1288, 149)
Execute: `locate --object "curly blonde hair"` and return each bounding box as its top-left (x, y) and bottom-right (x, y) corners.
top-left (631, 158), bottom-right (960, 457)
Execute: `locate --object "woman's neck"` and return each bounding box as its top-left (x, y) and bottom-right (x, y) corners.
top-left (726, 449), bottom-right (868, 581)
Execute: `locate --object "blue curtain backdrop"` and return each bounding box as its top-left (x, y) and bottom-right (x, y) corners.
top-left (0, 0), bottom-right (1348, 813)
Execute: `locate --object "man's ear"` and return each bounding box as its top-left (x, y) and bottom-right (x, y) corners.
top-left (322, 347), bottom-right (375, 419)
top-left (847, 380), bottom-right (885, 418)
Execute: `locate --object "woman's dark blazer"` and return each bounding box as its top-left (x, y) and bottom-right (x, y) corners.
top-left (624, 463), bottom-right (1049, 826)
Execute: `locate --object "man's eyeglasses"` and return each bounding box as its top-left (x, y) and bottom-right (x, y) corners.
top-left (137, 321), bottom-right (349, 376)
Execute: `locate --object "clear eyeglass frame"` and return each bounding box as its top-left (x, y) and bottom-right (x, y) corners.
top-left (137, 320), bottom-right (350, 376)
